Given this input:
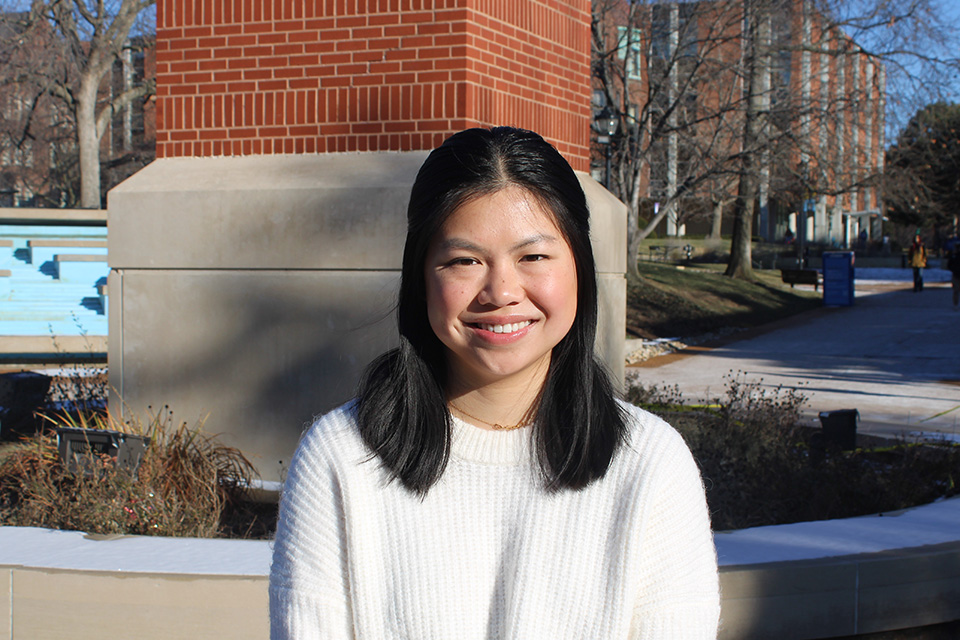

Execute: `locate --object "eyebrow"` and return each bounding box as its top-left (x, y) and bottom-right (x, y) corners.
top-left (437, 234), bottom-right (561, 253)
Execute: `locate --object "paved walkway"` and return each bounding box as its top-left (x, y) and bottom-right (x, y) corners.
top-left (628, 278), bottom-right (960, 440)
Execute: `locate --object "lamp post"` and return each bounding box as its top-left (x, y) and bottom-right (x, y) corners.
top-left (594, 107), bottom-right (619, 190)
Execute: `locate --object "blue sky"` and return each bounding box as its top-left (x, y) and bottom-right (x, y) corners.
top-left (838, 0), bottom-right (960, 137)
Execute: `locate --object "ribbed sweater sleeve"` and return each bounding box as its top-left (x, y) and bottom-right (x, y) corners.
top-left (628, 418), bottom-right (720, 638)
top-left (270, 412), bottom-right (354, 640)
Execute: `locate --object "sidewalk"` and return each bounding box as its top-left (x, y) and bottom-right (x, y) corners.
top-left (628, 278), bottom-right (960, 440)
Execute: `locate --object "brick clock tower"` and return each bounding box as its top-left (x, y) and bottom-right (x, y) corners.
top-left (108, 0), bottom-right (625, 482)
top-left (154, 0), bottom-right (592, 165)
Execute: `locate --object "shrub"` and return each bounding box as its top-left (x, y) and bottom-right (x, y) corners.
top-left (628, 372), bottom-right (960, 530)
top-left (0, 406), bottom-right (273, 539)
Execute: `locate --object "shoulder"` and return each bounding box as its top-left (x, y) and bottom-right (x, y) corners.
top-left (612, 401), bottom-right (711, 519)
top-left (617, 399), bottom-right (689, 454)
top-left (287, 401), bottom-right (367, 480)
top-left (302, 400), bottom-right (360, 443)
top-left (612, 399), bottom-right (702, 482)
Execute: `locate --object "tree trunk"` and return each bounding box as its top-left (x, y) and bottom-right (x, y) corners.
top-left (726, 176), bottom-right (758, 278)
top-left (626, 214), bottom-right (642, 282)
top-left (710, 199), bottom-right (724, 239)
top-left (77, 77), bottom-right (101, 209)
top-left (625, 158), bottom-right (645, 282)
top-left (725, 0), bottom-right (770, 280)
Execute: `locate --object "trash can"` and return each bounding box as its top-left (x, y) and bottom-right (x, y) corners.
top-left (818, 409), bottom-right (859, 451)
top-left (822, 251), bottom-right (855, 306)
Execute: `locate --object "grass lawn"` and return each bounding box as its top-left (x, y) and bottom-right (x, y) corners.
top-left (626, 261), bottom-right (822, 339)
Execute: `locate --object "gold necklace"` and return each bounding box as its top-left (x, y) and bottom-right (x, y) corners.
top-left (448, 402), bottom-right (531, 431)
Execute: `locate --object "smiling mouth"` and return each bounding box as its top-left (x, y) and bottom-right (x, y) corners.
top-left (473, 320), bottom-right (533, 334)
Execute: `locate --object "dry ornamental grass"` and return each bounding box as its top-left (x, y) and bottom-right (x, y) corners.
top-left (0, 406), bottom-right (273, 539)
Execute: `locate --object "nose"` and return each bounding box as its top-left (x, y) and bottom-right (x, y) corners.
top-left (476, 262), bottom-right (523, 307)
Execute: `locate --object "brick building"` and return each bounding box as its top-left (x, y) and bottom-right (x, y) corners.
top-left (593, 0), bottom-right (885, 247)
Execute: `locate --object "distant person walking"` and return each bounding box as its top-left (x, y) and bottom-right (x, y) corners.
top-left (948, 245), bottom-right (960, 309)
top-left (908, 234), bottom-right (927, 292)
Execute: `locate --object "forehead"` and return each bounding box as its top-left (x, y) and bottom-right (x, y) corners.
top-left (438, 186), bottom-right (563, 238)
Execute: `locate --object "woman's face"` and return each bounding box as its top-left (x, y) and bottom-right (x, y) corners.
top-left (424, 186), bottom-right (578, 391)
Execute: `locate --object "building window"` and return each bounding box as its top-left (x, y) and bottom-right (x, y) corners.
top-left (617, 26), bottom-right (642, 82)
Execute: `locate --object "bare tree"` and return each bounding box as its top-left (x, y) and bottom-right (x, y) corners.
top-left (726, 0), bottom-right (959, 277)
top-left (592, 0), bottom-right (747, 281)
top-left (0, 12), bottom-right (78, 206)
top-left (594, 0), bottom-right (960, 281)
top-left (724, 0), bottom-right (774, 279)
top-left (1, 0), bottom-right (155, 209)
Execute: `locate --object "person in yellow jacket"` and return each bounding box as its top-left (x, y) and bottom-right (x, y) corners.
top-left (908, 234), bottom-right (928, 292)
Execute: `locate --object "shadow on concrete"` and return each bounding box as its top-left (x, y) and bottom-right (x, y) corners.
top-left (38, 260), bottom-right (57, 278)
top-left (113, 269), bottom-right (401, 482)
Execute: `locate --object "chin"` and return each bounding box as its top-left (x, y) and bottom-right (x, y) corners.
top-left (464, 354), bottom-right (552, 386)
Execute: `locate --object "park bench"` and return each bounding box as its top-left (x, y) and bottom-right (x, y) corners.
top-left (780, 268), bottom-right (821, 291)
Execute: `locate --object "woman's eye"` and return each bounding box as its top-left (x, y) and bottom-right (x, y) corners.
top-left (448, 257), bottom-right (478, 267)
top-left (522, 254), bottom-right (548, 262)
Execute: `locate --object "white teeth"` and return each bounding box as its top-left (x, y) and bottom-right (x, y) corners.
top-left (479, 320), bottom-right (531, 334)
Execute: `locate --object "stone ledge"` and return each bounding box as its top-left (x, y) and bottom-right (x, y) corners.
top-left (719, 541), bottom-right (960, 639)
top-left (0, 335), bottom-right (107, 359)
top-left (28, 239), bottom-right (108, 248)
top-left (0, 208), bottom-right (107, 226)
top-left (0, 497), bottom-right (957, 639)
top-left (55, 253), bottom-right (108, 263)
top-left (106, 156), bottom-right (625, 275)
top-left (0, 565), bottom-right (267, 640)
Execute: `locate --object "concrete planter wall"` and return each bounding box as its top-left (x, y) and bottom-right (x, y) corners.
top-left (2, 498), bottom-right (959, 639)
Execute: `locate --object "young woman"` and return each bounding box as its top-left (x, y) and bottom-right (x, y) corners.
top-left (270, 127), bottom-right (720, 639)
top-left (908, 234), bottom-right (928, 292)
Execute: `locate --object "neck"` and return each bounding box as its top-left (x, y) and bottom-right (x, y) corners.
top-left (446, 365), bottom-right (547, 431)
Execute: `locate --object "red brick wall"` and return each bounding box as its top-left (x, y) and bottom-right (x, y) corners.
top-left (155, 0), bottom-right (591, 170)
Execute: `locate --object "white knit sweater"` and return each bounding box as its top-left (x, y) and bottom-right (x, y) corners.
top-left (269, 401), bottom-right (720, 639)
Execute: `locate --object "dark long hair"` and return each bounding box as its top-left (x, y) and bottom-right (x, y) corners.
top-left (356, 127), bottom-right (627, 494)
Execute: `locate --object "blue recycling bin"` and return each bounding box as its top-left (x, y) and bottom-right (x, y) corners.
top-left (822, 251), bottom-right (855, 306)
